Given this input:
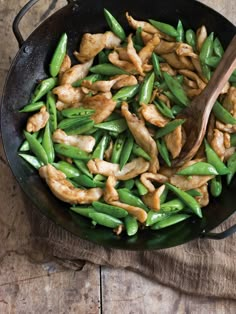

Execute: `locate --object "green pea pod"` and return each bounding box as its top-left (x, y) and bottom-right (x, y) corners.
top-left (213, 101), bottom-right (236, 125)
top-left (112, 85), bottom-right (140, 102)
top-left (111, 134), bottom-right (126, 163)
top-left (42, 123), bottom-right (55, 163)
top-left (119, 134), bottom-right (134, 169)
top-left (58, 116), bottom-right (91, 130)
top-left (123, 179), bottom-right (135, 190)
top-left (204, 140), bottom-right (230, 175)
top-left (134, 179), bottom-right (148, 196)
top-left (104, 8), bottom-right (126, 41)
top-left (160, 186), bottom-right (168, 204)
top-left (134, 27), bottom-right (144, 47)
top-left (230, 134), bottom-right (236, 147)
top-left (124, 215), bottom-right (138, 236)
top-left (95, 119), bottom-right (127, 133)
top-left (171, 105), bottom-right (184, 115)
top-left (31, 77), bottom-right (57, 103)
top-left (176, 20), bottom-right (184, 42)
top-left (146, 211), bottom-right (172, 227)
top-left (92, 134), bottom-right (110, 159)
top-left (98, 50), bottom-right (109, 64)
top-left (163, 90), bottom-right (184, 107)
top-left (118, 188), bottom-right (149, 211)
top-left (49, 33), bottom-right (67, 77)
top-left (24, 131), bottom-right (48, 165)
top-left (70, 206), bottom-right (96, 218)
top-left (186, 189), bottom-right (202, 197)
top-left (163, 72), bottom-right (189, 106)
top-left (53, 161), bottom-right (81, 178)
top-left (89, 212), bottom-right (123, 228)
top-left (213, 37), bottom-right (224, 57)
top-left (154, 100), bottom-right (175, 119)
top-left (210, 176), bottom-right (222, 197)
top-left (139, 72), bottom-right (155, 105)
top-left (165, 183), bottom-right (202, 218)
top-left (151, 214), bottom-right (191, 230)
top-left (46, 91), bottom-right (57, 132)
top-left (72, 74), bottom-right (103, 87)
top-left (200, 32), bottom-right (214, 63)
top-left (90, 63), bottom-right (128, 76)
top-left (73, 175), bottom-right (98, 188)
top-left (54, 143), bottom-right (90, 160)
top-left (155, 119), bottom-right (185, 139)
top-left (156, 139), bottom-right (171, 167)
top-left (92, 201), bottom-right (128, 218)
top-left (177, 162), bottom-right (218, 176)
top-left (149, 19), bottom-right (178, 37)
top-left (18, 153), bottom-right (43, 169)
top-left (152, 53), bottom-right (162, 79)
top-left (19, 101), bottom-right (45, 113)
top-left (105, 112), bottom-right (122, 122)
top-left (186, 29), bottom-right (196, 50)
top-left (61, 108), bottom-right (95, 118)
top-left (205, 56), bottom-right (220, 68)
top-left (132, 143), bottom-right (151, 160)
top-left (202, 64), bottom-right (212, 81)
top-left (66, 120), bottom-right (95, 135)
top-left (19, 131), bottom-right (39, 151)
top-left (160, 199), bottom-right (185, 212)
top-left (227, 152), bottom-right (236, 184)
top-left (74, 160), bottom-right (93, 178)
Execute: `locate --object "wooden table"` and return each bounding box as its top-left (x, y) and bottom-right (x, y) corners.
top-left (0, 1), bottom-right (236, 313)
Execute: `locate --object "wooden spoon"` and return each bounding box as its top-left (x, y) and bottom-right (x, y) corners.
top-left (172, 34), bottom-right (236, 167)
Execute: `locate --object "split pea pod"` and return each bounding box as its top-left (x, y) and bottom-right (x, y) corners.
top-left (18, 153), bottom-right (43, 169)
top-left (24, 131), bottom-right (48, 165)
top-left (31, 77), bottom-right (57, 103)
top-left (118, 188), bottom-right (148, 211)
top-left (111, 134), bottom-right (126, 164)
top-left (54, 143), bottom-right (90, 160)
top-left (92, 134), bottom-right (110, 159)
top-left (104, 8), bottom-right (126, 41)
top-left (42, 122), bottom-right (55, 163)
top-left (155, 119), bottom-right (185, 139)
top-left (156, 138), bottom-right (171, 167)
top-left (151, 214), bottom-right (190, 230)
top-left (163, 72), bottom-right (189, 106)
top-left (49, 33), bottom-right (68, 77)
top-left (92, 201), bottom-right (128, 218)
top-left (89, 212), bottom-right (123, 229)
top-left (139, 72), bottom-right (155, 105)
top-left (149, 19), bottom-right (178, 37)
top-left (119, 134), bottom-right (134, 169)
top-left (61, 108), bottom-right (95, 119)
top-left (90, 63), bottom-right (128, 76)
top-left (19, 101), bottom-right (44, 113)
top-left (176, 162), bottom-right (218, 176)
top-left (227, 152), bottom-right (236, 184)
top-left (210, 176), bottom-right (222, 197)
top-left (124, 215), bottom-right (139, 236)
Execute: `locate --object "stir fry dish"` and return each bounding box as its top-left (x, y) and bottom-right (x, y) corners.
top-left (18, 9), bottom-right (236, 236)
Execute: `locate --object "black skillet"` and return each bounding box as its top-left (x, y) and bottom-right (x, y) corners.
top-left (1, 0), bottom-right (236, 250)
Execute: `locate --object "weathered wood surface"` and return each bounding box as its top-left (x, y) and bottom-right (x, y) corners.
top-left (0, 1), bottom-right (236, 313)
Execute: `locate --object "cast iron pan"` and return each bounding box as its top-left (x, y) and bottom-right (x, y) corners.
top-left (1, 0), bottom-right (236, 250)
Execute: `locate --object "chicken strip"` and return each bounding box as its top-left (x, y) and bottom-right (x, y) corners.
top-left (210, 129), bottom-right (225, 160)
top-left (127, 34), bottom-right (144, 75)
top-left (87, 157), bottom-right (149, 180)
top-left (60, 59), bottom-right (93, 85)
top-left (140, 104), bottom-right (169, 127)
top-left (52, 129), bottom-right (95, 153)
top-left (164, 125), bottom-right (184, 159)
top-left (39, 164), bottom-right (103, 204)
top-left (195, 184), bottom-right (209, 207)
top-left (121, 102), bottom-right (159, 173)
top-left (161, 52), bottom-right (195, 70)
top-left (175, 43), bottom-right (198, 59)
top-left (154, 40), bottom-right (176, 55)
top-left (178, 69), bottom-right (206, 90)
top-left (215, 120), bottom-right (236, 133)
top-left (223, 87), bottom-right (236, 118)
top-left (160, 63), bottom-right (177, 76)
top-left (140, 172), bottom-right (168, 192)
top-left (142, 185), bottom-right (165, 211)
top-left (104, 176), bottom-right (147, 223)
top-left (196, 25), bottom-right (207, 52)
top-left (59, 54), bottom-right (71, 81)
top-left (53, 84), bottom-right (84, 105)
top-left (138, 33), bottom-right (160, 65)
top-left (26, 105), bottom-right (49, 133)
top-left (108, 51), bottom-right (137, 74)
top-left (112, 74), bottom-right (138, 89)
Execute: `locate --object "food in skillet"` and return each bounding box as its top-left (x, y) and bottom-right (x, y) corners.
top-left (18, 9), bottom-right (236, 236)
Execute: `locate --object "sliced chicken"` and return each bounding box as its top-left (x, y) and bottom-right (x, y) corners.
top-left (215, 120), bottom-right (236, 133)
top-left (52, 129), bottom-right (95, 153)
top-left (112, 74), bottom-right (138, 89)
top-left (104, 176), bottom-right (147, 223)
top-left (60, 59), bottom-right (93, 85)
top-left (39, 164), bottom-right (103, 204)
top-left (186, 88), bottom-right (202, 98)
top-left (183, 77), bottom-right (198, 89)
top-left (53, 84), bottom-right (84, 104)
top-left (196, 25), bottom-right (207, 52)
top-left (224, 147), bottom-right (236, 161)
top-left (104, 140), bottom-right (113, 161)
top-left (210, 129), bottom-right (225, 160)
top-left (223, 87), bottom-right (236, 118)
top-left (26, 106), bottom-right (49, 133)
top-left (224, 132), bottom-right (231, 149)
top-left (140, 104), bottom-right (169, 127)
top-left (164, 125), bottom-right (185, 159)
top-left (59, 54), bottom-right (71, 81)
top-left (195, 184), bottom-right (209, 207)
top-left (175, 43), bottom-right (198, 59)
top-left (104, 31), bottom-right (122, 48)
top-left (142, 185), bottom-right (165, 211)
top-left (121, 102), bottom-right (159, 173)
top-left (161, 52), bottom-right (195, 70)
top-left (155, 40), bottom-right (176, 55)
top-left (115, 47), bottom-right (130, 61)
top-left (140, 172), bottom-right (168, 192)
top-left (87, 157), bottom-right (149, 180)
top-left (138, 33), bottom-right (160, 64)
top-left (108, 51), bottom-right (137, 74)
top-left (160, 63), bottom-right (177, 76)
top-left (127, 34), bottom-right (144, 75)
top-left (207, 113), bottom-right (216, 143)
top-left (178, 69), bottom-right (206, 90)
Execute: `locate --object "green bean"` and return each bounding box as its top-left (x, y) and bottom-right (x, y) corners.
top-left (156, 139), bottom-right (171, 167)
top-left (200, 32), bottom-right (214, 63)
top-left (139, 72), bottom-right (155, 105)
top-left (53, 161), bottom-right (80, 178)
top-left (149, 19), bottom-right (178, 37)
top-left (152, 53), bottom-right (162, 79)
top-left (119, 134), bottom-right (134, 169)
top-left (155, 119), bottom-right (185, 139)
top-left (90, 63), bottom-right (128, 76)
top-left (132, 143), bottom-right (151, 160)
top-left (154, 100), bottom-right (175, 119)
top-left (176, 20), bottom-right (184, 42)
top-left (24, 131), bottom-right (48, 165)
top-left (19, 101), bottom-right (44, 113)
top-left (230, 134), bottom-right (236, 147)
top-left (151, 214), bottom-right (190, 230)
top-left (146, 211), bottom-right (172, 227)
top-left (134, 179), bottom-right (148, 196)
top-left (124, 215), bottom-right (138, 236)
top-left (42, 122), bottom-right (55, 164)
top-left (177, 162), bottom-right (218, 176)
top-left (113, 85), bottom-right (140, 104)
top-left (89, 212), bottom-right (123, 228)
top-left (165, 183), bottom-right (202, 218)
top-left (163, 72), bottom-right (189, 106)
top-left (186, 189), bottom-right (202, 197)
top-left (18, 153), bottom-right (42, 169)
top-left (92, 134), bottom-right (110, 159)
top-left (160, 199), bottom-right (185, 212)
top-left (46, 91), bottom-right (57, 132)
top-left (54, 143), bottom-right (90, 160)
top-left (111, 134), bottom-right (126, 163)
top-left (95, 119), bottom-right (127, 133)
top-left (61, 108), bottom-right (95, 118)
top-left (213, 101), bottom-right (236, 125)
top-left (49, 33), bottom-right (67, 77)
top-left (31, 77), bottom-right (57, 103)
top-left (92, 201), bottom-right (128, 218)
top-left (204, 139), bottom-right (230, 175)
top-left (134, 27), bottom-right (144, 47)
top-left (123, 179), bottom-right (135, 190)
top-left (227, 152), bottom-right (236, 184)
top-left (210, 176), bottom-right (222, 197)
top-left (74, 160), bottom-right (93, 178)
top-left (72, 74), bottom-right (103, 87)
top-left (104, 8), bottom-right (126, 41)
top-left (70, 206), bottom-right (96, 218)
top-left (65, 120), bottom-right (95, 135)
top-left (213, 37), bottom-right (224, 58)
top-left (185, 29), bottom-right (196, 50)
top-left (118, 188), bottom-right (149, 211)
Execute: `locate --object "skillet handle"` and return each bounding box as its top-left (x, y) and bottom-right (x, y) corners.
top-left (201, 224), bottom-right (236, 240)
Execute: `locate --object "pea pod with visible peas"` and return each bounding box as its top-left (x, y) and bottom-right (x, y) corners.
top-left (24, 131), bottom-right (48, 165)
top-left (124, 215), bottom-right (139, 236)
top-left (111, 134), bottom-right (126, 164)
top-left (139, 72), bottom-right (155, 105)
top-left (92, 201), bottom-right (128, 218)
top-left (89, 212), bottom-right (123, 229)
top-left (149, 19), bottom-right (178, 37)
top-left (61, 108), bottom-right (95, 119)
top-left (151, 214), bottom-right (191, 230)
top-left (31, 77), bottom-right (57, 103)
top-left (104, 8), bottom-right (126, 41)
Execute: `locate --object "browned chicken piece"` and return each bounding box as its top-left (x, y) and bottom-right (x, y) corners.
top-left (121, 102), bottom-right (159, 173)
top-left (210, 129), bottom-right (226, 160)
top-left (140, 172), bottom-right (169, 193)
top-left (52, 129), bottom-right (95, 153)
top-left (164, 125), bottom-right (184, 159)
top-left (141, 31), bottom-right (153, 44)
top-left (191, 57), bottom-right (205, 78)
top-left (115, 47), bottom-right (130, 61)
top-left (53, 84), bottom-right (84, 104)
top-left (26, 105), bottom-right (49, 133)
top-left (223, 87), bottom-right (236, 117)
top-left (104, 176), bottom-right (147, 223)
top-left (104, 31), bottom-right (122, 48)
top-left (82, 78), bottom-right (118, 93)
top-left (112, 74), bottom-right (138, 89)
top-left (161, 52), bottom-right (194, 70)
top-left (59, 54), bottom-right (71, 81)
top-left (140, 104), bottom-right (169, 127)
top-left (87, 157), bottom-right (149, 180)
top-left (156, 92), bottom-right (171, 108)
top-left (178, 69), bottom-right (206, 90)
top-left (160, 63), bottom-right (177, 76)
top-left (142, 185), bottom-right (165, 211)
top-left (113, 224), bottom-right (124, 235)
top-left (104, 140), bottom-right (113, 161)
top-left (224, 132), bottom-right (231, 149)
top-left (196, 25), bottom-right (207, 52)
top-left (60, 59), bottom-right (93, 85)
top-left (207, 113), bottom-right (216, 143)
top-left (195, 184), bottom-right (209, 207)
top-left (39, 164), bottom-right (103, 204)
top-left (224, 147), bottom-right (236, 161)
top-left (138, 33), bottom-right (160, 64)
top-left (155, 40), bottom-right (176, 55)
top-left (175, 43), bottom-right (198, 59)
top-left (82, 94), bottom-right (116, 123)
top-left (108, 51), bottom-right (137, 74)
top-left (183, 77), bottom-right (198, 89)
top-left (56, 100), bottom-right (69, 111)
top-left (186, 88), bottom-right (202, 98)
top-left (215, 120), bottom-right (236, 133)
top-left (127, 34), bottom-right (144, 75)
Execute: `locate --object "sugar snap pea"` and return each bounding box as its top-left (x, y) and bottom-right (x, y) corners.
top-left (70, 206), bottom-right (96, 218)
top-left (160, 199), bottom-right (185, 212)
top-left (90, 63), bottom-right (128, 76)
top-left (74, 160), bottom-right (93, 178)
top-left (146, 211), bottom-right (172, 227)
top-left (24, 131), bottom-right (48, 165)
top-left (89, 212), bottom-right (123, 228)
top-left (154, 100), bottom-right (175, 119)
top-left (139, 72), bottom-right (155, 105)
top-left (185, 29), bottom-right (196, 50)
top-left (118, 188), bottom-right (148, 211)
top-left (152, 53), bottom-right (162, 79)
top-left (31, 77), bottom-right (57, 103)
top-left (213, 101), bottom-right (236, 125)
top-left (104, 8), bottom-right (126, 41)
top-left (156, 138), bottom-right (171, 167)
top-left (19, 131), bottom-right (39, 152)
top-left (123, 179), bottom-right (135, 190)
top-left (61, 108), bottom-right (95, 119)
top-left (210, 176), bottom-right (222, 197)
top-left (124, 215), bottom-right (138, 236)
top-left (72, 74), bottom-right (103, 87)
top-left (111, 134), bottom-right (126, 163)
top-left (49, 33), bottom-right (67, 77)
top-left (151, 214), bottom-right (190, 230)
top-left (66, 120), bottom-right (95, 135)
top-left (73, 175), bottom-right (98, 188)
top-left (186, 189), bottom-right (202, 197)
top-left (119, 134), bottom-right (134, 169)
top-left (155, 119), bottom-right (185, 139)
top-left (134, 179), bottom-right (148, 196)
top-left (171, 104), bottom-right (184, 115)
top-left (134, 27), bottom-right (144, 47)
top-left (53, 161), bottom-right (80, 178)
top-left (18, 153), bottom-right (42, 169)
top-left (200, 32), bottom-right (214, 63)
top-left (19, 101), bottom-right (45, 113)
top-left (163, 72), bottom-right (189, 106)
top-left (177, 162), bottom-right (218, 176)
top-left (58, 116), bottom-right (91, 130)
top-left (227, 152), bottom-right (236, 184)
top-left (46, 91), bottom-right (57, 132)
top-left (160, 186), bottom-right (168, 204)
top-left (98, 50), bottom-right (109, 64)
top-left (230, 134), bottom-right (236, 147)
top-left (176, 20), bottom-right (184, 42)
top-left (95, 119), bottom-right (127, 133)
top-left (112, 85), bottom-right (140, 103)
top-left (149, 19), bottom-right (178, 37)
top-left (92, 201), bottom-right (128, 218)
top-left (132, 143), bottom-right (151, 160)
top-left (54, 143), bottom-right (90, 160)
top-left (213, 37), bottom-right (224, 57)
top-left (92, 134), bottom-right (110, 159)
top-left (42, 122), bottom-right (55, 163)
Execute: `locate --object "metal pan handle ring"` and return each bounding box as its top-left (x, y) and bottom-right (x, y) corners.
top-left (201, 223), bottom-right (236, 240)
